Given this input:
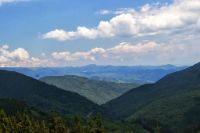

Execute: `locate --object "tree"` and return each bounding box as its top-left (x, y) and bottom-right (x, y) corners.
top-left (72, 116), bottom-right (84, 133)
top-left (48, 113), bottom-right (68, 133)
top-left (93, 115), bottom-right (106, 133)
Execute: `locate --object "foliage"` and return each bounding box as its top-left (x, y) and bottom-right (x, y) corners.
top-left (0, 108), bottom-right (149, 133)
top-left (0, 109), bottom-right (107, 133)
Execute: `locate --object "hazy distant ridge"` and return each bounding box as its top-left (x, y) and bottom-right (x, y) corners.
top-left (0, 64), bottom-right (186, 84)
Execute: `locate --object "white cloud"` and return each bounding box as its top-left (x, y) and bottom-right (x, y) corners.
top-left (42, 27), bottom-right (99, 41)
top-left (50, 41), bottom-right (200, 66)
top-left (107, 42), bottom-right (157, 54)
top-left (52, 50), bottom-right (96, 62)
top-left (42, 29), bottom-right (70, 41)
top-left (1, 41), bottom-right (200, 67)
top-left (0, 45), bottom-right (29, 61)
top-left (51, 42), bottom-right (158, 63)
top-left (10, 48), bottom-right (29, 60)
top-left (0, 45), bottom-right (54, 67)
top-left (42, 0), bottom-right (200, 41)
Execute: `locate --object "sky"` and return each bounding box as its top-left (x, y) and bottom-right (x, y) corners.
top-left (0, 0), bottom-right (200, 67)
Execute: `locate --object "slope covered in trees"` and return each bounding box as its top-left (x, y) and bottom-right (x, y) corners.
top-left (0, 70), bottom-right (98, 116)
top-left (40, 75), bottom-right (137, 104)
top-left (0, 98), bottom-right (149, 133)
top-left (129, 86), bottom-right (200, 133)
top-left (101, 62), bottom-right (200, 132)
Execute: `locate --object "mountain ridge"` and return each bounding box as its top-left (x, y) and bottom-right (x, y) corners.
top-left (0, 70), bottom-right (99, 116)
top-left (40, 75), bottom-right (138, 104)
top-left (0, 64), bottom-right (186, 84)
top-left (103, 62), bottom-right (200, 119)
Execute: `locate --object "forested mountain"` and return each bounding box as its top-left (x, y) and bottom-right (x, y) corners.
top-left (0, 70), bottom-right (98, 116)
top-left (102, 62), bottom-right (200, 132)
top-left (0, 63), bottom-right (200, 132)
top-left (40, 75), bottom-right (137, 104)
top-left (0, 64), bottom-right (186, 84)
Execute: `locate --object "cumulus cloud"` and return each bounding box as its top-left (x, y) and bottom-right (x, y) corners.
top-left (51, 42), bottom-right (158, 63)
top-left (42, 0), bottom-right (200, 41)
top-left (0, 45), bottom-right (54, 67)
top-left (1, 41), bottom-right (200, 67)
top-left (50, 41), bottom-right (200, 66)
top-left (0, 45), bottom-right (29, 61)
top-left (42, 27), bottom-right (99, 41)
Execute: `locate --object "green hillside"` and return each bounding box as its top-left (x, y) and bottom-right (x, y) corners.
top-left (0, 70), bottom-right (98, 116)
top-left (102, 62), bottom-right (200, 132)
top-left (128, 86), bottom-right (200, 132)
top-left (40, 75), bottom-right (138, 104)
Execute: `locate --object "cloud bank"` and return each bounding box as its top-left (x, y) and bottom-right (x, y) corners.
top-left (51, 41), bottom-right (200, 66)
top-left (42, 0), bottom-right (200, 41)
top-left (1, 40), bottom-right (200, 67)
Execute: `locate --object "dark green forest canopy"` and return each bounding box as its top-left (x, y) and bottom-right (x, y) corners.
top-left (0, 70), bottom-right (98, 116)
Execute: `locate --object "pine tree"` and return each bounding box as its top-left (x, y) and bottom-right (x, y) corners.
top-left (93, 115), bottom-right (106, 133)
top-left (0, 109), bottom-right (9, 133)
top-left (86, 117), bottom-right (94, 133)
top-left (72, 116), bottom-right (84, 133)
top-left (21, 113), bottom-right (34, 133)
top-left (48, 113), bottom-right (68, 133)
top-left (40, 120), bottom-right (49, 133)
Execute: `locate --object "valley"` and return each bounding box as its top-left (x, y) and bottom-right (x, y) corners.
top-left (0, 63), bottom-right (200, 132)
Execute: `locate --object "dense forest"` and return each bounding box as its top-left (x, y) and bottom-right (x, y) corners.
top-left (0, 99), bottom-right (147, 133)
top-left (0, 98), bottom-right (105, 133)
top-left (0, 97), bottom-right (200, 133)
top-left (0, 109), bottom-right (106, 133)
top-left (0, 98), bottom-right (155, 133)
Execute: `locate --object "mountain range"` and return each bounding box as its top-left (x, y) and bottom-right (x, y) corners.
top-left (0, 64), bottom-right (186, 84)
top-left (0, 63), bottom-right (200, 132)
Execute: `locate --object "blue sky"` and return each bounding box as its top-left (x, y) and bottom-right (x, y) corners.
top-left (0, 0), bottom-right (200, 67)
